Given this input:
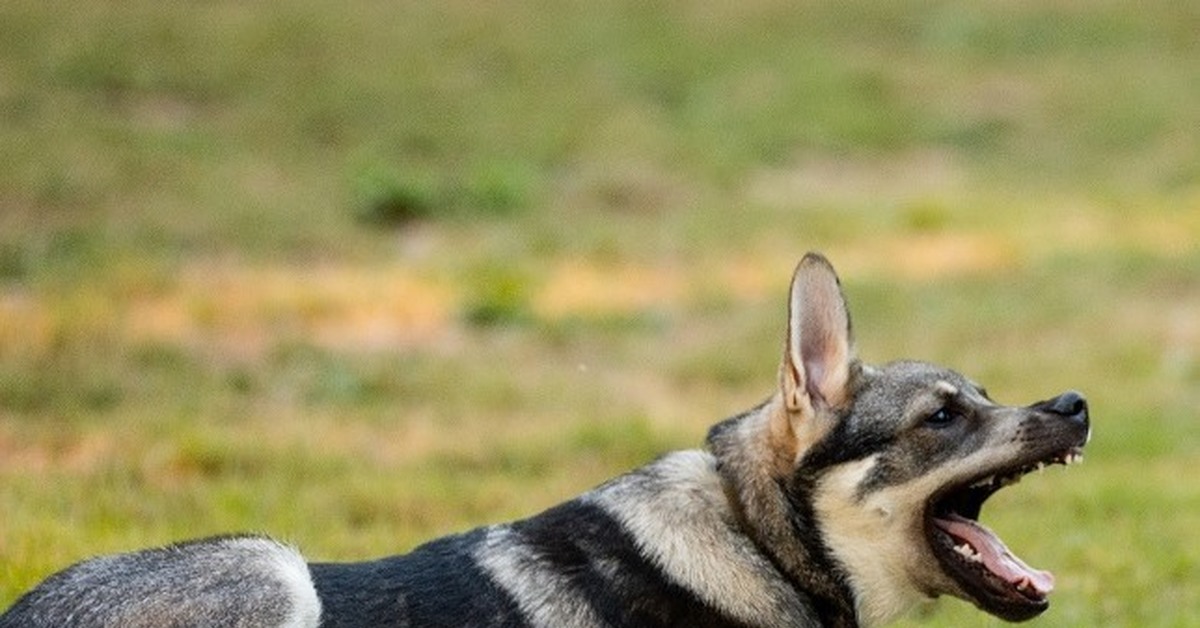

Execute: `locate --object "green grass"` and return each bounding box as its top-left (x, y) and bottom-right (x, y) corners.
top-left (1, 1), bottom-right (1198, 625)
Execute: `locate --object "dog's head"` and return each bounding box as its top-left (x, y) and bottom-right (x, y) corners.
top-left (710, 253), bottom-right (1091, 626)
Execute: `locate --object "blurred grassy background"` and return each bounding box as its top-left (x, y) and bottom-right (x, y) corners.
top-left (0, 0), bottom-right (1197, 625)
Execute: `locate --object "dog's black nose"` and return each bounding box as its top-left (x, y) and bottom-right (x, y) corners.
top-left (1041, 390), bottom-right (1089, 427)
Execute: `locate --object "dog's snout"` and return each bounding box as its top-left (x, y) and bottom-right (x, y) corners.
top-left (1038, 390), bottom-right (1089, 428)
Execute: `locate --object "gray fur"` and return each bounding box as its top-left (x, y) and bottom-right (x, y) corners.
top-left (472, 525), bottom-right (607, 627)
top-left (0, 536), bottom-right (319, 628)
top-left (585, 450), bottom-right (820, 628)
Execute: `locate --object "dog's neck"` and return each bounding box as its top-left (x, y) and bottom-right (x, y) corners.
top-left (708, 399), bottom-right (860, 628)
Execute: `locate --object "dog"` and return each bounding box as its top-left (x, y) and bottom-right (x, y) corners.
top-left (0, 253), bottom-right (1090, 627)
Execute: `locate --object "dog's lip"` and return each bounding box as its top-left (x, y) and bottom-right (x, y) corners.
top-left (923, 445), bottom-right (1084, 617)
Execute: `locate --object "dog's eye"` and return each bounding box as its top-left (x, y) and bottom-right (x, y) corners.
top-left (925, 407), bottom-right (958, 427)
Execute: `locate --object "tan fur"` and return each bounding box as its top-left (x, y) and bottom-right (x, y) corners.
top-left (813, 418), bottom-right (1033, 626)
top-left (813, 457), bottom-right (938, 626)
top-left (765, 398), bottom-right (801, 475)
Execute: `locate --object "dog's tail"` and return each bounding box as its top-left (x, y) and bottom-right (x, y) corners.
top-left (0, 535), bottom-right (321, 628)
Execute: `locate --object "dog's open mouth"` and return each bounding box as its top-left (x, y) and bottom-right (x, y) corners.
top-left (925, 446), bottom-right (1084, 621)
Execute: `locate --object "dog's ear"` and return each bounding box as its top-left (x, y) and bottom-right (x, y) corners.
top-left (780, 252), bottom-right (855, 418)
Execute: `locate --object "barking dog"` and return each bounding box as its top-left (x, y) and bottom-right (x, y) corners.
top-left (0, 253), bottom-right (1090, 628)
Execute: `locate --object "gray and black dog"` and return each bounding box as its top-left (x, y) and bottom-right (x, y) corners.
top-left (0, 253), bottom-right (1091, 628)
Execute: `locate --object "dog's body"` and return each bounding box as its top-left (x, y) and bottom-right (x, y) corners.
top-left (0, 254), bottom-right (1091, 628)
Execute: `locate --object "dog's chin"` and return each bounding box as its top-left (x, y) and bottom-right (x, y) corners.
top-left (923, 446), bottom-right (1084, 622)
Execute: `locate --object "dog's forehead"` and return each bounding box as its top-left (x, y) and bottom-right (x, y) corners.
top-left (858, 361), bottom-right (985, 408)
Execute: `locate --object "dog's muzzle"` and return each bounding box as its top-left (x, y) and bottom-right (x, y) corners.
top-left (925, 389), bottom-right (1091, 622)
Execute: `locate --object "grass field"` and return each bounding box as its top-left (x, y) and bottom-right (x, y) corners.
top-left (1, 1), bottom-right (1197, 625)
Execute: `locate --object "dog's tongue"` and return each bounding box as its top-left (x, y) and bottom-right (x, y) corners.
top-left (933, 513), bottom-right (1055, 596)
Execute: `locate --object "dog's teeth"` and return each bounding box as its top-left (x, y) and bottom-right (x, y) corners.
top-left (953, 543), bottom-right (978, 562)
top-left (953, 543), bottom-right (982, 563)
top-left (970, 476), bottom-right (995, 489)
top-left (1036, 462), bottom-right (1046, 474)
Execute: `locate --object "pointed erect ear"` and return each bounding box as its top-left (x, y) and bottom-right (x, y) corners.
top-left (781, 252), bottom-right (855, 416)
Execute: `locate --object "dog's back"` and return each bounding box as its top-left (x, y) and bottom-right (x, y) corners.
top-left (3, 452), bottom-right (822, 628)
top-left (308, 451), bottom-right (821, 628)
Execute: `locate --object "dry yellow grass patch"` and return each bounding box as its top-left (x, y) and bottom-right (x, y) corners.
top-left (534, 260), bottom-right (687, 319)
top-left (125, 265), bottom-right (458, 357)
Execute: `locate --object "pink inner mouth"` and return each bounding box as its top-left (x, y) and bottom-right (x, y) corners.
top-left (932, 513), bottom-right (1055, 597)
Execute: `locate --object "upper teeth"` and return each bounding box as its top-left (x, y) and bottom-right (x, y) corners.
top-left (954, 543), bottom-right (983, 563)
top-left (969, 476), bottom-right (995, 489)
top-left (965, 451), bottom-right (1084, 491)
top-left (970, 473), bottom-right (1023, 490)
